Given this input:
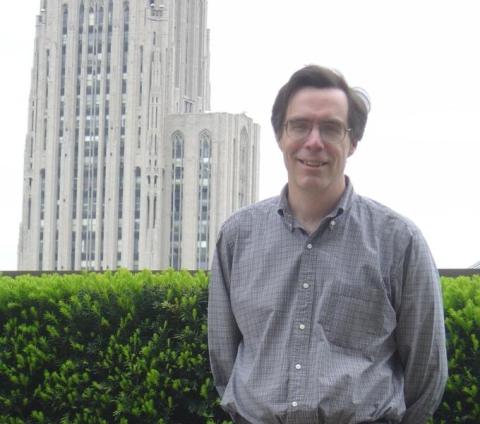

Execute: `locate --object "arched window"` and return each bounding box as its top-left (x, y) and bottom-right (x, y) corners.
top-left (170, 132), bottom-right (184, 269)
top-left (197, 131), bottom-right (211, 269)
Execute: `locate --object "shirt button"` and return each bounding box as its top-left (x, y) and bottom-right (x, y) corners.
top-left (306, 243), bottom-right (313, 249)
top-left (292, 401), bottom-right (298, 407)
top-left (303, 283), bottom-right (309, 289)
top-left (295, 364), bottom-right (302, 370)
top-left (299, 324), bottom-right (305, 330)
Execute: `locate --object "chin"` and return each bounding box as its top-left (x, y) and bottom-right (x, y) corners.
top-left (296, 178), bottom-right (329, 193)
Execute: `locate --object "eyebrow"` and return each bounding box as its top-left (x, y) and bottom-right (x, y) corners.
top-left (287, 117), bottom-right (345, 125)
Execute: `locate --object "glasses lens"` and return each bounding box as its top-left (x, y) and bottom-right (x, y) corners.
top-left (286, 119), bottom-right (311, 140)
top-left (319, 122), bottom-right (346, 143)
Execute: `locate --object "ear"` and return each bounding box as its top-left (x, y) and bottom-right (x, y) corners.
top-left (276, 134), bottom-right (285, 151)
top-left (348, 140), bottom-right (357, 157)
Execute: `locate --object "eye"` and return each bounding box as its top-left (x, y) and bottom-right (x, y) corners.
top-left (321, 122), bottom-right (343, 137)
top-left (288, 119), bottom-right (311, 133)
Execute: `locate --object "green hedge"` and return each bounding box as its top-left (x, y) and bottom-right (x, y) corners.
top-left (0, 271), bottom-right (479, 423)
top-left (0, 270), bottom-right (230, 423)
top-left (433, 276), bottom-right (480, 423)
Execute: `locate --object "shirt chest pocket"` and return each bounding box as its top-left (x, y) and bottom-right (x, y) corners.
top-left (317, 283), bottom-right (395, 354)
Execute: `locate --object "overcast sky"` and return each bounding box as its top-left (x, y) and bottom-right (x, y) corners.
top-left (1, 0), bottom-right (479, 270)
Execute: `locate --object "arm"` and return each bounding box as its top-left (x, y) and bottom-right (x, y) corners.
top-left (208, 229), bottom-right (242, 397)
top-left (396, 231), bottom-right (448, 424)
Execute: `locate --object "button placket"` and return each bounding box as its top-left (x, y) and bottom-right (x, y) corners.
top-left (288, 239), bottom-right (315, 412)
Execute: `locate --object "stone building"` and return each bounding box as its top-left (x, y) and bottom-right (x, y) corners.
top-left (18, 0), bottom-right (260, 271)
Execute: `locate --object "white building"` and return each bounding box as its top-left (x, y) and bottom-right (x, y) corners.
top-left (17, 0), bottom-right (260, 271)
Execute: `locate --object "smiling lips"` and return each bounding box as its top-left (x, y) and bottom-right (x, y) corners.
top-left (298, 159), bottom-right (327, 168)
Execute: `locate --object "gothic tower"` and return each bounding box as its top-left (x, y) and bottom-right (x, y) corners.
top-left (18, 0), bottom-right (259, 271)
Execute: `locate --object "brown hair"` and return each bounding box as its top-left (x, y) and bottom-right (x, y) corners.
top-left (271, 65), bottom-right (370, 143)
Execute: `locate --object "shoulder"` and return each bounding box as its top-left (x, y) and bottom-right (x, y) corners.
top-left (351, 195), bottom-right (438, 302)
top-left (352, 194), bottom-right (436, 272)
top-left (218, 196), bottom-right (280, 243)
top-left (353, 194), bottom-right (421, 240)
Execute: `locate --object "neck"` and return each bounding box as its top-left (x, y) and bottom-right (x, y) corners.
top-left (288, 180), bottom-right (346, 234)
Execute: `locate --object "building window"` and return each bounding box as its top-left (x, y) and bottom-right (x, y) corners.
top-left (39, 169), bottom-right (46, 270)
top-left (133, 168), bottom-right (141, 269)
top-left (239, 128), bottom-right (249, 207)
top-left (77, 3), bottom-right (108, 270)
top-left (184, 100), bottom-right (193, 113)
top-left (54, 5), bottom-right (68, 270)
top-left (39, 169), bottom-right (46, 222)
top-left (252, 141), bottom-right (257, 200)
top-left (123, 3), bottom-right (129, 73)
top-left (170, 132), bottom-right (184, 269)
top-left (197, 131), bottom-right (211, 269)
top-left (27, 198), bottom-right (32, 229)
top-left (153, 195), bottom-right (157, 228)
top-left (81, 223), bottom-right (96, 269)
top-left (39, 230), bottom-right (44, 271)
top-left (107, 0), bottom-right (113, 67)
top-left (79, 2), bottom-right (84, 31)
top-left (71, 231), bottom-right (76, 269)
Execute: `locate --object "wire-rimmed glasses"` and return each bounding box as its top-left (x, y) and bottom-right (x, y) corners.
top-left (284, 119), bottom-right (351, 143)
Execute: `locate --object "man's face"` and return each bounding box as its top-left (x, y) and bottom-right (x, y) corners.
top-left (278, 87), bottom-right (356, 199)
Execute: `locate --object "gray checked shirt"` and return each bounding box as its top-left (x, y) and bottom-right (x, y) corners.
top-left (208, 178), bottom-right (448, 424)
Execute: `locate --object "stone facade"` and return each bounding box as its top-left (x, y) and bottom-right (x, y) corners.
top-left (17, 0), bottom-right (259, 271)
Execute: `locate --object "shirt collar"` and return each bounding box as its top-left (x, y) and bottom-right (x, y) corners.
top-left (277, 176), bottom-right (356, 231)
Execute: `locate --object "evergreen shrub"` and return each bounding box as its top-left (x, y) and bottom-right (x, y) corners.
top-left (0, 269), bottom-right (230, 423)
top-left (432, 275), bottom-right (480, 423)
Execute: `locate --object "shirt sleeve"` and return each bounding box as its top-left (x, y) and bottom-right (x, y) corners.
top-left (208, 227), bottom-right (242, 398)
top-left (395, 230), bottom-right (448, 424)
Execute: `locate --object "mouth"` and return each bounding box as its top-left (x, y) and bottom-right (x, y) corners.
top-left (298, 159), bottom-right (326, 168)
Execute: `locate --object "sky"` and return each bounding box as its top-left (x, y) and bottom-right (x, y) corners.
top-left (1, 0), bottom-right (479, 270)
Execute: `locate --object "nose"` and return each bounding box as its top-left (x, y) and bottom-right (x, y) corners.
top-left (304, 124), bottom-right (325, 150)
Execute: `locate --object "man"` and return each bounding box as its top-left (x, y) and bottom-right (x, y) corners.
top-left (208, 65), bottom-right (447, 424)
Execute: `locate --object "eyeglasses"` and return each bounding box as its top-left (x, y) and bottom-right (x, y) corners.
top-left (284, 119), bottom-right (351, 144)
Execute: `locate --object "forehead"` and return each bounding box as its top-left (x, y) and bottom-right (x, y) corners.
top-left (286, 87), bottom-right (349, 121)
